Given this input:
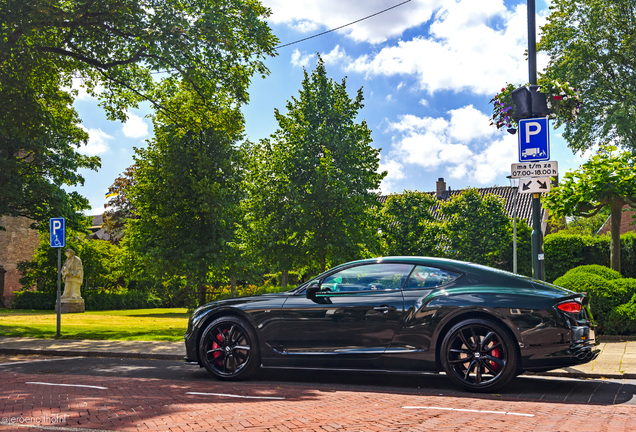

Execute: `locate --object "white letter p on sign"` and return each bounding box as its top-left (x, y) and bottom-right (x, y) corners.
top-left (525, 122), bottom-right (541, 143)
top-left (53, 220), bottom-right (61, 232)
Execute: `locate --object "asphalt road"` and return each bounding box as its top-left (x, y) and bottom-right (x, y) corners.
top-left (1, 356), bottom-right (635, 431)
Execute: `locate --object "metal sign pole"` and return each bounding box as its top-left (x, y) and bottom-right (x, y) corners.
top-left (56, 248), bottom-right (61, 337)
top-left (527, 0), bottom-right (545, 280)
top-left (513, 187), bottom-right (518, 274)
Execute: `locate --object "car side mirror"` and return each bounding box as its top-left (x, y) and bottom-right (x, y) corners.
top-left (306, 282), bottom-right (320, 299)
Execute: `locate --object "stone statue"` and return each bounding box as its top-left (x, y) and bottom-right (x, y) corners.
top-left (58, 249), bottom-right (85, 313)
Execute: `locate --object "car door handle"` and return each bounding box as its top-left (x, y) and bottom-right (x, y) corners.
top-left (373, 306), bottom-right (397, 313)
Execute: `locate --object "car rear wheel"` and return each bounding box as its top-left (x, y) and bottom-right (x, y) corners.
top-left (441, 318), bottom-right (518, 392)
top-left (199, 316), bottom-right (259, 380)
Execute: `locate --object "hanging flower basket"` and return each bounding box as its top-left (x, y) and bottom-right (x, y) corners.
top-left (490, 81), bottom-right (581, 134)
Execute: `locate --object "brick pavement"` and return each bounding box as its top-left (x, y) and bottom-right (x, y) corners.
top-left (0, 371), bottom-right (635, 432)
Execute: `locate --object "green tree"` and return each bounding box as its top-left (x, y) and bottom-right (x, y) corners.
top-left (18, 230), bottom-right (123, 293)
top-left (438, 189), bottom-right (512, 268)
top-left (538, 0), bottom-right (636, 152)
top-left (380, 190), bottom-right (440, 256)
top-left (125, 125), bottom-right (243, 306)
top-left (241, 140), bottom-right (302, 287)
top-left (246, 57), bottom-right (385, 273)
top-left (542, 145), bottom-right (636, 272)
top-left (102, 165), bottom-right (138, 245)
top-left (0, 0), bottom-right (277, 229)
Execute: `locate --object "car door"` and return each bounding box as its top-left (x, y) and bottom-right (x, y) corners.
top-left (266, 263), bottom-right (413, 368)
top-left (379, 265), bottom-right (463, 370)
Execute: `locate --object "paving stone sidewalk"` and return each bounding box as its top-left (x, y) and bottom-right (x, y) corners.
top-left (0, 336), bottom-right (634, 380)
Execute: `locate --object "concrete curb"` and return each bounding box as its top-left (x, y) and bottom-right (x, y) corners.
top-left (527, 371), bottom-right (636, 380)
top-left (0, 347), bottom-right (182, 361)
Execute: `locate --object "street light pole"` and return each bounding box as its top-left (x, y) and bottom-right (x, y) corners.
top-left (527, 0), bottom-right (545, 280)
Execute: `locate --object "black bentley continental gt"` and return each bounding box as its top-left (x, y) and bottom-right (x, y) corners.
top-left (184, 257), bottom-right (599, 392)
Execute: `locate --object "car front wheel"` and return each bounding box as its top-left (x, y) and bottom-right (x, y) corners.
top-left (199, 316), bottom-right (259, 380)
top-left (440, 318), bottom-right (518, 392)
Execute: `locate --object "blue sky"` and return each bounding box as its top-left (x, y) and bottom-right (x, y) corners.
top-left (70, 0), bottom-right (593, 215)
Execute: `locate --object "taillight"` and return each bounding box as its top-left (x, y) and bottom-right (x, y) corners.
top-left (558, 301), bottom-right (582, 313)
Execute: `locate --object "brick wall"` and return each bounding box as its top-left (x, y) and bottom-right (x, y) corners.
top-left (598, 206), bottom-right (636, 236)
top-left (0, 216), bottom-right (40, 306)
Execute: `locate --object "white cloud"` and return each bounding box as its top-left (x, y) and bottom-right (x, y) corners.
top-left (386, 94), bottom-right (393, 101)
top-left (386, 105), bottom-right (517, 185)
top-left (292, 20), bottom-right (320, 33)
top-left (291, 49), bottom-right (315, 67)
top-left (79, 126), bottom-right (112, 155)
top-left (346, 0), bottom-right (549, 95)
top-left (122, 111), bottom-right (149, 138)
top-left (419, 99), bottom-right (429, 107)
top-left (322, 45), bottom-right (351, 66)
top-left (397, 82), bottom-right (405, 91)
top-left (378, 158), bottom-right (406, 194)
top-left (263, 0), bottom-right (445, 44)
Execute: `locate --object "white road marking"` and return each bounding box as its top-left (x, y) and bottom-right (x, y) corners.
top-left (0, 357), bottom-right (81, 367)
top-left (403, 406), bottom-right (535, 417)
top-left (26, 382), bottom-right (108, 390)
top-left (186, 391), bottom-right (285, 400)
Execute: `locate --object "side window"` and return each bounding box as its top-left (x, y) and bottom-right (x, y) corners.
top-left (321, 263), bottom-right (414, 292)
top-left (404, 266), bottom-right (461, 289)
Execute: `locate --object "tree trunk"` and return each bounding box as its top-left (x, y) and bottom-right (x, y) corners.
top-left (610, 201), bottom-right (623, 273)
top-left (320, 253), bottom-right (326, 273)
top-left (197, 281), bottom-right (206, 306)
top-left (281, 270), bottom-right (288, 288)
top-left (230, 275), bottom-right (237, 298)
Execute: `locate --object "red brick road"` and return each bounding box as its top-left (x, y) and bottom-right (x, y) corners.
top-left (1, 372), bottom-right (634, 432)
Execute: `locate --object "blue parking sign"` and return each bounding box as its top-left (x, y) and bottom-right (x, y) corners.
top-left (50, 217), bottom-right (66, 248)
top-left (518, 117), bottom-right (550, 162)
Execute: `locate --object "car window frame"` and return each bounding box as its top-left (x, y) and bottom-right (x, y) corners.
top-left (402, 264), bottom-right (464, 291)
top-left (293, 260), bottom-right (465, 295)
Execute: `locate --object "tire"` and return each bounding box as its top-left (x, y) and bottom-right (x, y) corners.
top-left (199, 316), bottom-right (260, 381)
top-left (440, 318), bottom-right (519, 392)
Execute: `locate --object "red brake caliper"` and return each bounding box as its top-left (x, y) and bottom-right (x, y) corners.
top-left (212, 330), bottom-right (226, 364)
top-left (490, 347), bottom-right (501, 371)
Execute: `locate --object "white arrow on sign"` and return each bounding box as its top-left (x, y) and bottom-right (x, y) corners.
top-left (518, 177), bottom-right (551, 194)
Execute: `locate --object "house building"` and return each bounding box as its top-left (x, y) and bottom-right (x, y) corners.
top-left (0, 216), bottom-right (40, 307)
top-left (597, 205), bottom-right (636, 236)
top-left (380, 178), bottom-right (548, 232)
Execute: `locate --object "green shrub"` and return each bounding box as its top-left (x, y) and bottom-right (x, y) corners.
top-left (563, 264), bottom-right (623, 281)
top-left (552, 273), bottom-right (617, 332)
top-left (545, 232), bottom-right (636, 281)
top-left (604, 294), bottom-right (636, 335)
top-left (11, 290), bottom-right (163, 311)
top-left (608, 279), bottom-right (636, 307)
top-left (12, 291), bottom-right (57, 310)
top-left (622, 232), bottom-right (636, 278)
top-left (83, 290), bottom-right (163, 311)
top-left (545, 233), bottom-right (610, 282)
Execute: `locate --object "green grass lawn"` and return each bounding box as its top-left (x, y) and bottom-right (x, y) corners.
top-left (0, 308), bottom-right (190, 341)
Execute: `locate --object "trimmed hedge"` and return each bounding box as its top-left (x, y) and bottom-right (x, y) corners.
top-left (553, 265), bottom-right (636, 334)
top-left (545, 232), bottom-right (636, 281)
top-left (545, 234), bottom-right (609, 282)
top-left (12, 291), bottom-right (57, 310)
top-left (553, 273), bottom-right (616, 328)
top-left (11, 290), bottom-right (163, 311)
top-left (605, 294), bottom-right (636, 335)
top-left (564, 264), bottom-right (623, 281)
top-left (83, 291), bottom-right (163, 311)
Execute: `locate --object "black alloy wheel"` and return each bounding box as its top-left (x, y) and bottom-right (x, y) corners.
top-left (199, 316), bottom-right (259, 380)
top-left (440, 318), bottom-right (518, 392)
